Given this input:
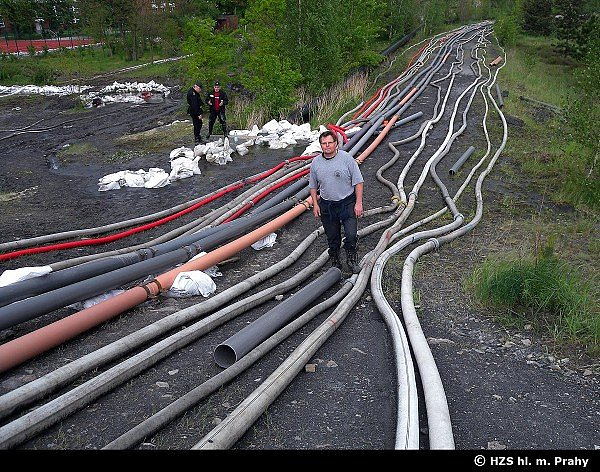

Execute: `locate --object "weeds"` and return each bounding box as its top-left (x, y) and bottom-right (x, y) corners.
top-left (468, 239), bottom-right (599, 354)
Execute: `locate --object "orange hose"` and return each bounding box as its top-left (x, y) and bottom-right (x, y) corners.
top-left (355, 87), bottom-right (418, 164)
top-left (0, 197), bottom-right (313, 373)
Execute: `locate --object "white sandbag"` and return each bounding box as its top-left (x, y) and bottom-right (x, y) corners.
top-left (144, 168), bottom-right (170, 188)
top-left (165, 271), bottom-right (216, 298)
top-left (278, 119), bottom-right (293, 130)
top-left (98, 181), bottom-right (121, 192)
top-left (170, 156), bottom-right (201, 181)
top-left (169, 146), bottom-right (195, 161)
top-left (67, 290), bottom-right (125, 310)
top-left (251, 232), bottom-right (277, 250)
top-left (236, 144), bottom-right (249, 156)
top-left (193, 143), bottom-right (207, 157)
top-left (261, 119), bottom-right (283, 134)
top-left (268, 139), bottom-right (288, 150)
top-left (122, 170), bottom-right (147, 187)
top-left (0, 266), bottom-right (53, 287)
top-left (302, 140), bottom-right (323, 156)
top-left (98, 170), bottom-right (126, 185)
top-left (206, 149), bottom-right (233, 165)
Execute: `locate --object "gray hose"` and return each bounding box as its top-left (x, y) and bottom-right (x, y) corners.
top-left (449, 146), bottom-right (476, 175)
top-left (214, 267), bottom-right (341, 367)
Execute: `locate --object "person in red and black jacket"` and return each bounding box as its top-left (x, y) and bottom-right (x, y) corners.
top-left (206, 81), bottom-right (229, 138)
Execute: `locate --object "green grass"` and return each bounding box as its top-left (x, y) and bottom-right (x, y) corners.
top-left (499, 35), bottom-right (600, 211)
top-left (115, 121), bottom-right (191, 152)
top-left (0, 47), bottom-right (182, 86)
top-left (468, 241), bottom-right (599, 355)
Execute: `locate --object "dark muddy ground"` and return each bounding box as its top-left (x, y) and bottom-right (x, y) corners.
top-left (0, 45), bottom-right (598, 455)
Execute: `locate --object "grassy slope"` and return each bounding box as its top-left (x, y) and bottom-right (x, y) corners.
top-left (471, 34), bottom-right (599, 354)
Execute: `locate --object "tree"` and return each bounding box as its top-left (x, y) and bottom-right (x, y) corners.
top-left (240, 0), bottom-right (302, 113)
top-left (183, 17), bottom-right (236, 85)
top-left (553, 0), bottom-right (598, 59)
top-left (522, 0), bottom-right (552, 36)
top-left (0, 0), bottom-right (37, 36)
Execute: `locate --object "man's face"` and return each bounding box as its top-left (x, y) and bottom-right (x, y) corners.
top-left (320, 136), bottom-right (337, 156)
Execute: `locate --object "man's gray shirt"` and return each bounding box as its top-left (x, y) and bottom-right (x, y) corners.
top-left (308, 150), bottom-right (364, 201)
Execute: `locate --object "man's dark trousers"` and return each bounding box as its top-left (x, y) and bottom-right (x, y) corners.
top-left (318, 192), bottom-right (358, 254)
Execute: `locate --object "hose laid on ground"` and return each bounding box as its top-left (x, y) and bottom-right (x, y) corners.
top-left (0, 156), bottom-right (313, 255)
top-left (102, 273), bottom-right (358, 449)
top-left (0, 198), bottom-right (298, 331)
top-left (0, 196), bottom-right (313, 372)
top-left (214, 267), bottom-right (341, 368)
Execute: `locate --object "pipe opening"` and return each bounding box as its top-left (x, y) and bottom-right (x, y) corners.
top-left (214, 344), bottom-right (238, 368)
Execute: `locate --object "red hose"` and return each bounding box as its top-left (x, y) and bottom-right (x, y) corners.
top-left (0, 155), bottom-right (316, 262)
top-left (222, 169), bottom-right (310, 223)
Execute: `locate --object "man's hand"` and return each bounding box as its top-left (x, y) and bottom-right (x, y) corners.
top-left (313, 202), bottom-right (321, 218)
top-left (354, 201), bottom-right (363, 218)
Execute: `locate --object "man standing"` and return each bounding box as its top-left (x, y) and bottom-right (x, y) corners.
top-left (187, 82), bottom-right (204, 144)
top-left (206, 81), bottom-right (229, 138)
top-left (309, 130), bottom-right (364, 273)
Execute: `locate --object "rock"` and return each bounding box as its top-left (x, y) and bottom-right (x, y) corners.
top-left (168, 369), bottom-right (179, 376)
top-left (492, 394), bottom-right (502, 401)
top-left (583, 370), bottom-right (593, 376)
top-left (524, 324), bottom-right (533, 330)
top-left (427, 337), bottom-right (455, 345)
top-left (212, 417), bottom-right (222, 426)
top-left (275, 294), bottom-right (284, 301)
top-left (156, 381), bottom-right (169, 388)
top-left (305, 364), bottom-right (317, 373)
top-left (521, 338), bottom-right (532, 346)
top-left (326, 360), bottom-right (338, 368)
top-left (487, 440), bottom-right (507, 450)
top-left (508, 397), bottom-right (517, 403)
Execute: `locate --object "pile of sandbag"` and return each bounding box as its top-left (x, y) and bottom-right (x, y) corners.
top-left (98, 146), bottom-right (200, 191)
top-left (193, 138), bottom-right (234, 166)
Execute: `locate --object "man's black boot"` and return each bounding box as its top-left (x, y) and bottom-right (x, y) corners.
top-left (329, 249), bottom-right (342, 270)
top-left (346, 250), bottom-right (360, 273)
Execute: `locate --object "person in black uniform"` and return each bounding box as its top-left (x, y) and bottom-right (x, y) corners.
top-left (206, 81), bottom-right (228, 138)
top-left (187, 82), bottom-right (205, 144)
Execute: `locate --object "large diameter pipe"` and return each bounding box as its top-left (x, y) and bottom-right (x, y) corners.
top-left (449, 146), bottom-right (475, 176)
top-left (495, 82), bottom-right (504, 108)
top-left (0, 199), bottom-right (294, 331)
top-left (374, 111), bottom-right (423, 135)
top-left (0, 197), bottom-right (312, 373)
top-left (214, 267), bottom-right (341, 368)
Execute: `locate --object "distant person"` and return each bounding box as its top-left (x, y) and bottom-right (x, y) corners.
top-left (309, 130), bottom-right (364, 273)
top-left (187, 82), bottom-right (205, 144)
top-left (206, 81), bottom-right (228, 138)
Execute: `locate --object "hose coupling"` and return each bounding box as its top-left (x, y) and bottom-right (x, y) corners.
top-left (427, 238), bottom-right (440, 250)
top-left (136, 249), bottom-right (150, 261)
top-left (408, 191), bottom-right (418, 200)
top-left (141, 278), bottom-right (164, 298)
top-left (454, 213), bottom-right (464, 221)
